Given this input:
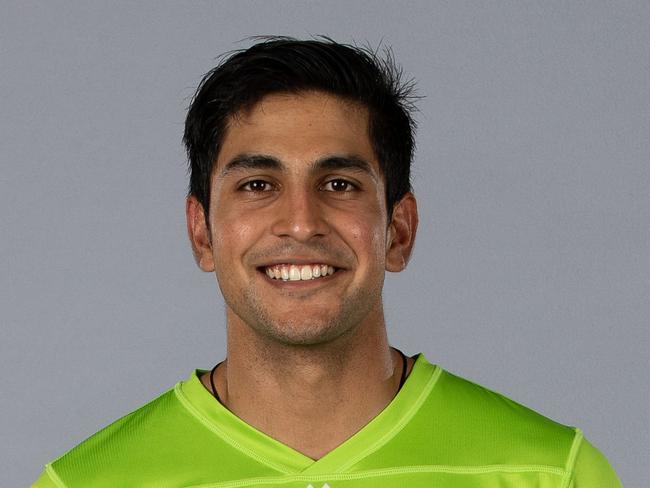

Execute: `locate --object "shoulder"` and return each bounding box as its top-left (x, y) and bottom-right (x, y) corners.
top-left (434, 368), bottom-right (578, 443)
top-left (400, 359), bottom-right (579, 467)
top-left (400, 359), bottom-right (620, 484)
top-left (36, 379), bottom-right (201, 487)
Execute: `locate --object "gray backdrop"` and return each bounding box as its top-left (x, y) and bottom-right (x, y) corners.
top-left (2, 1), bottom-right (648, 486)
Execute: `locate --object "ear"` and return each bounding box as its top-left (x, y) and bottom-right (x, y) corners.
top-left (186, 196), bottom-right (215, 272)
top-left (385, 192), bottom-right (418, 272)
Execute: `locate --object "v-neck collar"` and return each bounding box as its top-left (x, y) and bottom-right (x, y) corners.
top-left (175, 354), bottom-right (442, 476)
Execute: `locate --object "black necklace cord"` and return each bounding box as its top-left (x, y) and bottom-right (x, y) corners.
top-left (394, 347), bottom-right (409, 390)
top-left (209, 361), bottom-right (223, 404)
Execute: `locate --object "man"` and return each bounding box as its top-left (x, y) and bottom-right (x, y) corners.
top-left (34, 38), bottom-right (621, 487)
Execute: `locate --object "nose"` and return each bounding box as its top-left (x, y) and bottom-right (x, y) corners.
top-left (270, 187), bottom-right (330, 242)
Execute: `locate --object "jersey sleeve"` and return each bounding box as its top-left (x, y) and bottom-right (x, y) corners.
top-left (31, 465), bottom-right (62, 488)
top-left (571, 435), bottom-right (622, 487)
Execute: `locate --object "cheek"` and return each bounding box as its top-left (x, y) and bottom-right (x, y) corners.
top-left (346, 216), bottom-right (387, 263)
top-left (211, 215), bottom-right (258, 261)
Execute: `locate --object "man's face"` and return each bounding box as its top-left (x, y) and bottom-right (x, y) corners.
top-left (189, 91), bottom-right (415, 346)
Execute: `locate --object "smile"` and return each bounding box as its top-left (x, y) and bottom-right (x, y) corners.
top-left (262, 264), bottom-right (337, 281)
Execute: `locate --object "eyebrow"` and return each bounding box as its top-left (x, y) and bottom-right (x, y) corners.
top-left (218, 154), bottom-right (282, 178)
top-left (218, 153), bottom-right (378, 182)
top-left (316, 155), bottom-right (376, 181)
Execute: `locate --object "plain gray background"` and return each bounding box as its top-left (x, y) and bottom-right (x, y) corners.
top-left (2, 1), bottom-right (648, 486)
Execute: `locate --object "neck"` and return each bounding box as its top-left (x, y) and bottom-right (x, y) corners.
top-left (201, 307), bottom-right (410, 460)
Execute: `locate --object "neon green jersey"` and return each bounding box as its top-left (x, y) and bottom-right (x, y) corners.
top-left (33, 354), bottom-right (620, 487)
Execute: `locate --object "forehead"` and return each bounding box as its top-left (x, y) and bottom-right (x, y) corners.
top-left (215, 91), bottom-right (378, 175)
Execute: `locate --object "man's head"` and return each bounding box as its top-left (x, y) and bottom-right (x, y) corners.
top-left (184, 38), bottom-right (419, 347)
top-left (183, 37), bottom-right (417, 223)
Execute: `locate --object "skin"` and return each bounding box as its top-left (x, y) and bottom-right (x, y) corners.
top-left (186, 90), bottom-right (418, 460)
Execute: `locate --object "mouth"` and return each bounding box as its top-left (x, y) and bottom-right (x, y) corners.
top-left (257, 263), bottom-right (340, 282)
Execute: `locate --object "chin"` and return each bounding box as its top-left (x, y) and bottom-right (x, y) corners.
top-left (253, 316), bottom-right (354, 347)
top-left (234, 286), bottom-right (380, 347)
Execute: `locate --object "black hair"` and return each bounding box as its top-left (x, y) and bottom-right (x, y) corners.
top-left (184, 36), bottom-right (417, 221)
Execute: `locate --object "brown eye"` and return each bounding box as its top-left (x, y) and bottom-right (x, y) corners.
top-left (241, 180), bottom-right (272, 192)
top-left (322, 179), bottom-right (356, 192)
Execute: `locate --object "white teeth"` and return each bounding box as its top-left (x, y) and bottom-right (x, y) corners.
top-left (289, 265), bottom-right (301, 281)
top-left (264, 263), bottom-right (337, 281)
top-left (300, 265), bottom-right (312, 280)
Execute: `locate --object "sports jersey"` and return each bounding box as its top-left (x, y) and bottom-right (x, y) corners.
top-left (33, 354), bottom-right (621, 487)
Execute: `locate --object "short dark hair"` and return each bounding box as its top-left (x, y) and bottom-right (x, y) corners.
top-left (184, 36), bottom-right (417, 220)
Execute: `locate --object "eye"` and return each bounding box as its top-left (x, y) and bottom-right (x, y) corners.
top-left (321, 179), bottom-right (357, 192)
top-left (239, 179), bottom-right (274, 192)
